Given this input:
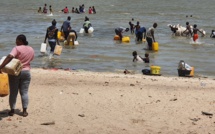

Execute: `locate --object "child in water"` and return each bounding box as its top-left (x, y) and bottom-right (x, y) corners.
top-left (132, 51), bottom-right (149, 63)
top-left (49, 5), bottom-right (53, 14)
top-left (38, 7), bottom-right (42, 13)
top-left (129, 21), bottom-right (134, 34)
top-left (192, 24), bottom-right (204, 42)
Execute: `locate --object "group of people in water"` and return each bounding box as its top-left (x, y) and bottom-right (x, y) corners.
top-left (38, 4), bottom-right (52, 14)
top-left (38, 3), bottom-right (96, 15)
top-left (43, 15), bottom-right (93, 59)
top-left (115, 20), bottom-right (158, 51)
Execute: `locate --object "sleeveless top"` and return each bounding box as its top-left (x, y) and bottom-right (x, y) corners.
top-left (146, 27), bottom-right (154, 38)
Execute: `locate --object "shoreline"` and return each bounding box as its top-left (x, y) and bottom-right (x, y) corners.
top-left (39, 66), bottom-right (215, 80)
top-left (0, 68), bottom-right (215, 133)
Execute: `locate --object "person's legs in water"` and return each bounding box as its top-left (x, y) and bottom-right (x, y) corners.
top-left (48, 41), bottom-right (56, 52)
top-left (135, 32), bottom-right (139, 41)
top-left (193, 34), bottom-right (198, 42)
top-left (48, 41), bottom-right (56, 59)
top-left (84, 27), bottom-right (88, 33)
top-left (146, 37), bottom-right (152, 50)
top-left (136, 32), bottom-right (143, 41)
top-left (64, 31), bottom-right (69, 39)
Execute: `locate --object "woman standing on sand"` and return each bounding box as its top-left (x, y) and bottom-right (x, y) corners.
top-left (0, 34), bottom-right (34, 117)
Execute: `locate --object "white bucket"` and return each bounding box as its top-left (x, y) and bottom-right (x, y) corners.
top-left (0, 56), bottom-right (23, 76)
top-left (74, 41), bottom-right (79, 45)
top-left (40, 43), bottom-right (47, 53)
top-left (79, 28), bottom-right (84, 33)
top-left (88, 27), bottom-right (94, 33)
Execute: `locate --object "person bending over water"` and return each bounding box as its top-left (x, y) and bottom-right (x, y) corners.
top-left (83, 17), bottom-right (92, 33)
top-left (115, 27), bottom-right (129, 41)
top-left (66, 26), bottom-right (78, 45)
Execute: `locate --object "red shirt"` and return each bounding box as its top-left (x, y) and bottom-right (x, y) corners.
top-left (64, 8), bottom-right (69, 13)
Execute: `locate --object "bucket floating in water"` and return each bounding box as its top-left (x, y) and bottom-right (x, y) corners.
top-left (79, 28), bottom-right (84, 33)
top-left (150, 66), bottom-right (161, 75)
top-left (88, 27), bottom-right (94, 33)
top-left (114, 35), bottom-right (120, 40)
top-left (0, 56), bottom-right (22, 76)
top-left (0, 73), bottom-right (9, 97)
top-left (122, 36), bottom-right (130, 42)
top-left (74, 41), bottom-right (79, 45)
top-left (152, 42), bottom-right (159, 51)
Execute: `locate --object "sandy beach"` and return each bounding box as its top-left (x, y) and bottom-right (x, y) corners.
top-left (0, 68), bottom-right (215, 134)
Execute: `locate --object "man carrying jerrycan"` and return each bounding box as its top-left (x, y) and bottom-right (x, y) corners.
top-left (146, 23), bottom-right (158, 50)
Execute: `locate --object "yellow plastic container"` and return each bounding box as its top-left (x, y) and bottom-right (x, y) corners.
top-left (54, 45), bottom-right (63, 56)
top-left (0, 73), bottom-right (9, 97)
top-left (150, 66), bottom-right (161, 75)
top-left (64, 40), bottom-right (72, 46)
top-left (152, 42), bottom-right (159, 51)
top-left (114, 35), bottom-right (120, 40)
top-left (122, 36), bottom-right (130, 42)
top-left (69, 41), bottom-right (73, 46)
top-left (57, 31), bottom-right (65, 42)
top-left (189, 67), bottom-right (195, 77)
top-left (0, 56), bottom-right (22, 76)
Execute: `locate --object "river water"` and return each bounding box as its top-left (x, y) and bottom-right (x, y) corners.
top-left (0, 0), bottom-right (214, 78)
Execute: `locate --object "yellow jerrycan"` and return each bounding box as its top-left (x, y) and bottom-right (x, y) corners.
top-left (0, 73), bottom-right (9, 97)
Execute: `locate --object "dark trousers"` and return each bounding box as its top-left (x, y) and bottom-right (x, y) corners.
top-left (146, 37), bottom-right (152, 50)
top-left (48, 41), bottom-right (56, 52)
top-left (84, 27), bottom-right (89, 33)
top-left (63, 31), bottom-right (69, 39)
top-left (136, 32), bottom-right (143, 41)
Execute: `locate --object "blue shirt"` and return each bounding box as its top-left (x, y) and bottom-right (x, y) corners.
top-left (136, 27), bottom-right (146, 34)
top-left (139, 27), bottom-right (146, 33)
top-left (62, 20), bottom-right (70, 32)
